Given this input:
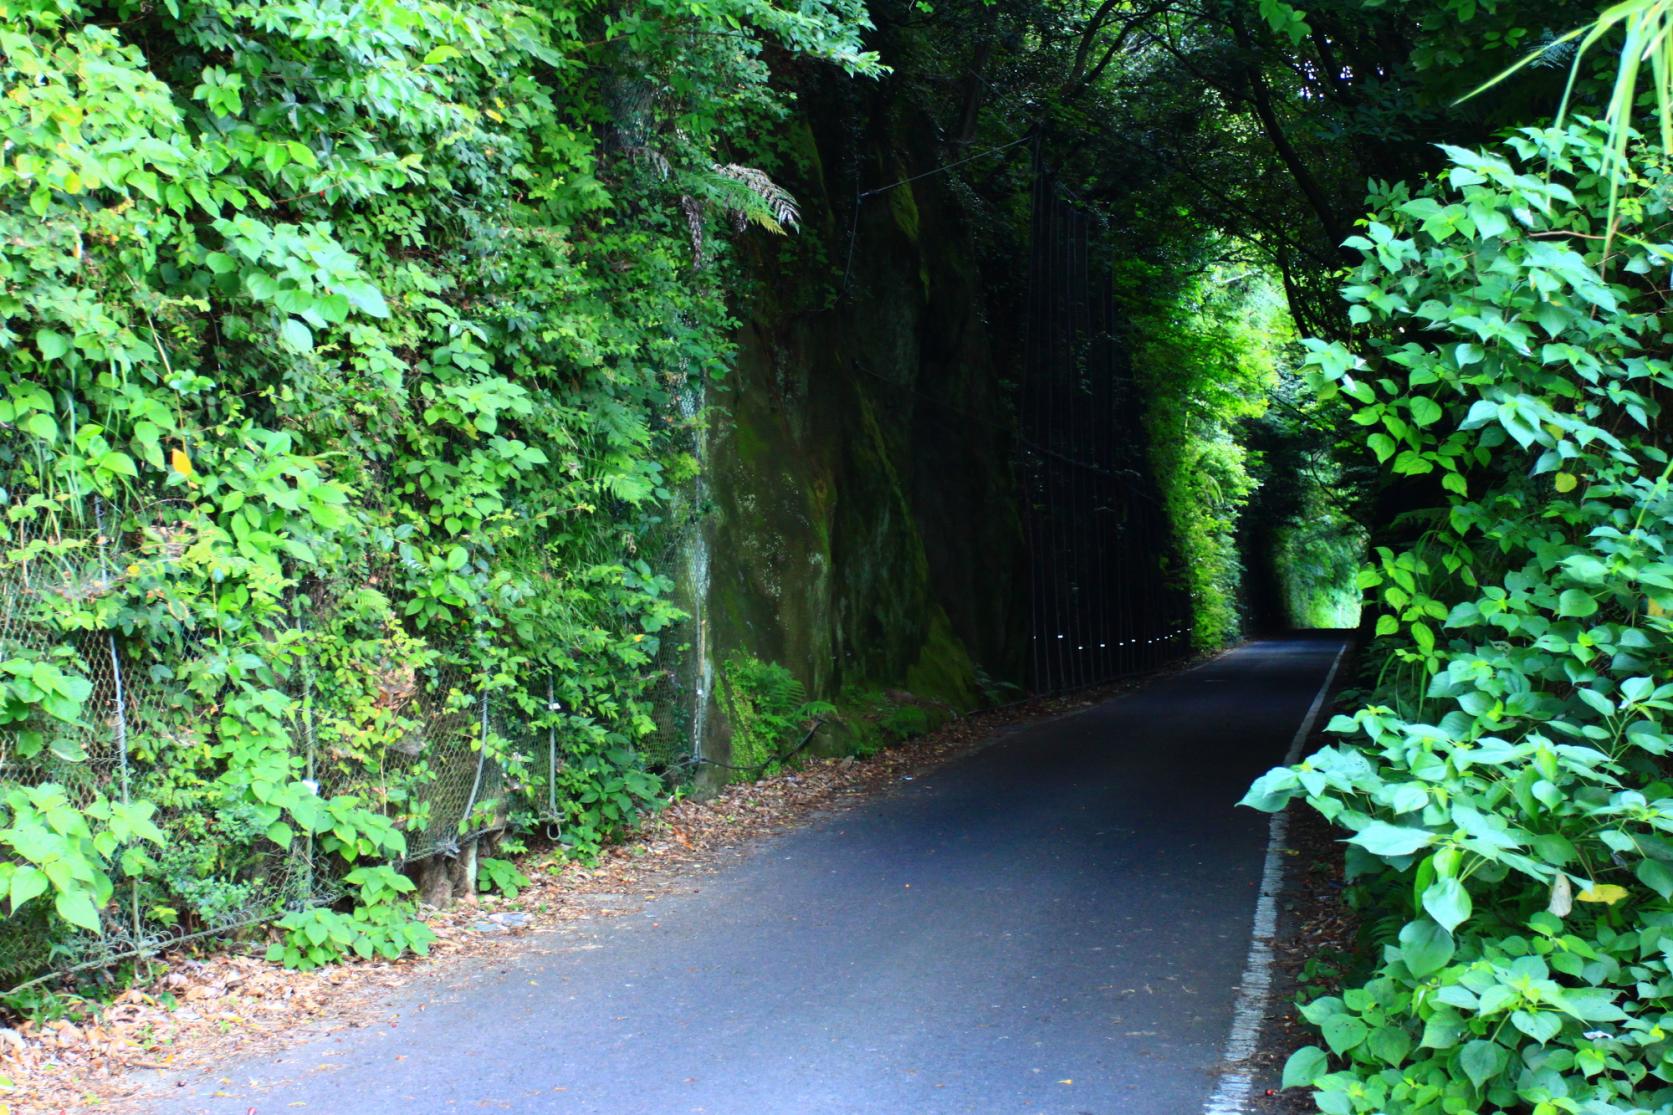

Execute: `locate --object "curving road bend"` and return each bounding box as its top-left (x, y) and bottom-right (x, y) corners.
top-left (140, 633), bottom-right (1347, 1115)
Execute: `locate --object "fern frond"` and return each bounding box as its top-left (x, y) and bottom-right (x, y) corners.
top-left (713, 163), bottom-right (800, 232)
top-left (675, 165), bottom-right (801, 267)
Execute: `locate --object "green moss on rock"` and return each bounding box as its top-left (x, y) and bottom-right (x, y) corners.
top-left (888, 180), bottom-right (921, 243)
top-left (905, 607), bottom-right (980, 709)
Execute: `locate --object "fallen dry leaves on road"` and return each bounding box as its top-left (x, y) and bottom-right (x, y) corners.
top-left (1241, 645), bottom-right (1362, 1114)
top-left (1246, 800), bottom-right (1360, 1113)
top-left (0, 668), bottom-right (1186, 1115)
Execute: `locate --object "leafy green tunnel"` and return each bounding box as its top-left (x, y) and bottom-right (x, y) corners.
top-left (7, 8), bottom-right (1672, 1109)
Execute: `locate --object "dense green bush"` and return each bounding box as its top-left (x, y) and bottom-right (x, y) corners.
top-left (716, 655), bottom-right (833, 778)
top-left (1249, 122), bottom-right (1673, 1113)
top-left (1119, 258), bottom-right (1290, 647)
top-left (0, 0), bottom-right (873, 972)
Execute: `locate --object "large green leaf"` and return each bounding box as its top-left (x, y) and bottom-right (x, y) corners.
top-left (1322, 1014), bottom-right (1368, 1055)
top-left (8, 865), bottom-right (48, 912)
top-left (1349, 821), bottom-right (1436, 858)
top-left (1557, 589), bottom-right (1598, 618)
top-left (1367, 1025), bottom-right (1412, 1067)
top-left (1280, 1045), bottom-right (1329, 1089)
top-left (1458, 1040), bottom-right (1506, 1090)
top-left (1398, 917), bottom-right (1455, 978)
top-left (1421, 878), bottom-right (1472, 933)
top-left (278, 317), bottom-right (314, 353)
top-left (54, 889), bottom-right (103, 933)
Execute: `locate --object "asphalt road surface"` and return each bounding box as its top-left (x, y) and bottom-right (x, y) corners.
top-left (142, 633), bottom-right (1346, 1115)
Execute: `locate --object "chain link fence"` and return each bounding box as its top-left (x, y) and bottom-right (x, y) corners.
top-left (0, 510), bottom-right (568, 989)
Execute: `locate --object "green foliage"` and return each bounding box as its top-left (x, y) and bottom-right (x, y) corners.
top-left (554, 748), bottom-right (664, 862)
top-left (0, 784), bottom-right (161, 933)
top-left (477, 856), bottom-right (530, 900)
top-left (1247, 122), bottom-right (1673, 1114)
top-left (0, 0), bottom-right (876, 973)
top-left (1241, 366), bottom-right (1367, 631)
top-left (834, 685), bottom-right (943, 758)
top-left (1468, 0), bottom-right (1673, 241)
top-left (1120, 259), bottom-right (1289, 648)
top-left (266, 867), bottom-right (434, 970)
top-left (716, 656), bottom-right (833, 778)
top-left (881, 704), bottom-right (933, 740)
top-left (1275, 511), bottom-right (1365, 630)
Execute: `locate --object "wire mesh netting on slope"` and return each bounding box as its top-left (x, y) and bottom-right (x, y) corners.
top-left (0, 514), bottom-right (568, 989)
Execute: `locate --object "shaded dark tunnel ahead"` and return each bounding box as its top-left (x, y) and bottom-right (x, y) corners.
top-left (697, 96), bottom-right (1347, 736)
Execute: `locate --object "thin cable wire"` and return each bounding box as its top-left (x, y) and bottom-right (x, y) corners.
top-left (839, 134), bottom-right (1033, 296)
top-left (857, 134), bottom-right (1033, 199)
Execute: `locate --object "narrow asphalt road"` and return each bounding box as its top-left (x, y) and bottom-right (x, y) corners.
top-left (142, 633), bottom-right (1345, 1115)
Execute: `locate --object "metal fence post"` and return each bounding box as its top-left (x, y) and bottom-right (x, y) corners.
top-left (461, 685), bottom-right (489, 836)
top-left (296, 601), bottom-right (316, 905)
top-left (546, 674), bottom-right (561, 827)
top-left (94, 498), bottom-right (141, 949)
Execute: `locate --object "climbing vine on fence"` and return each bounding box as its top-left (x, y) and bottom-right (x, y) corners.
top-left (0, 0), bottom-right (875, 980)
top-left (1248, 122), bottom-right (1673, 1113)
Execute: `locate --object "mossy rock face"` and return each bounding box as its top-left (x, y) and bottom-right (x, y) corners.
top-left (905, 607), bottom-right (981, 710)
top-left (833, 685), bottom-right (953, 758)
top-left (808, 717), bottom-right (857, 759)
top-left (680, 79), bottom-right (1031, 774)
top-left (889, 178), bottom-right (922, 244)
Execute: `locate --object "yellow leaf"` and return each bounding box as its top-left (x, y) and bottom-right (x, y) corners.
top-left (170, 447), bottom-right (194, 478)
top-left (1555, 472), bottom-right (1577, 493)
top-left (1577, 883), bottom-right (1629, 905)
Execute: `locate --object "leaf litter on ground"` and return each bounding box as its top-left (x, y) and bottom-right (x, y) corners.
top-left (0, 660), bottom-right (1204, 1114)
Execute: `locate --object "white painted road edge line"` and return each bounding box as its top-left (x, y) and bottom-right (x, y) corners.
top-left (1203, 641), bottom-right (1348, 1115)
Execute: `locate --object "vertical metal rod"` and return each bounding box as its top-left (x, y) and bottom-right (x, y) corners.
top-left (297, 602), bottom-right (316, 901)
top-left (1043, 183), bottom-right (1062, 691)
top-left (1091, 256), bottom-right (1112, 682)
top-left (1050, 188), bottom-right (1072, 692)
top-left (104, 644), bottom-right (130, 808)
top-left (1065, 202), bottom-right (1082, 687)
top-left (95, 498), bottom-right (140, 947)
top-left (1103, 261), bottom-right (1118, 680)
top-left (106, 631), bottom-right (138, 942)
top-left (1023, 138), bottom-right (1046, 694)
top-left (1072, 208), bottom-right (1092, 689)
top-left (546, 674), bottom-right (560, 822)
top-left (462, 686), bottom-right (490, 835)
top-left (840, 188), bottom-right (864, 296)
